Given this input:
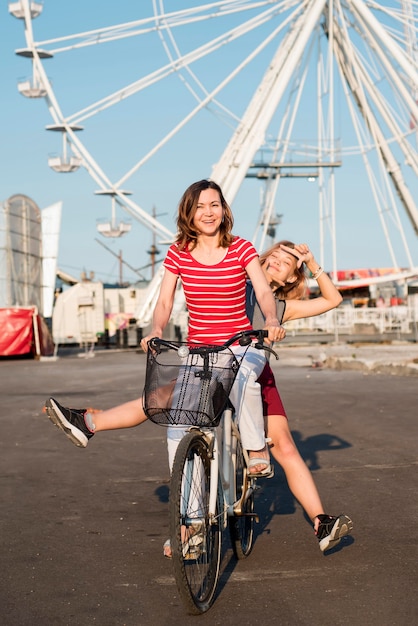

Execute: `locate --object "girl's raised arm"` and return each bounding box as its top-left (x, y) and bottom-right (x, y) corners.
top-left (281, 244), bottom-right (342, 322)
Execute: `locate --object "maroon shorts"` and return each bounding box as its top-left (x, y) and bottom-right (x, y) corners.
top-left (257, 362), bottom-right (287, 419)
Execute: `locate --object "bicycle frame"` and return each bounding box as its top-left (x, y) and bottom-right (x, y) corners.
top-left (194, 405), bottom-right (255, 531)
top-left (144, 329), bottom-right (278, 614)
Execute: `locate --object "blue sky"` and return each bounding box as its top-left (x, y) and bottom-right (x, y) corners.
top-left (1, 1), bottom-right (417, 284)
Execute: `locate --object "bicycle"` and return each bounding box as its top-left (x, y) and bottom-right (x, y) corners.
top-left (143, 329), bottom-right (278, 614)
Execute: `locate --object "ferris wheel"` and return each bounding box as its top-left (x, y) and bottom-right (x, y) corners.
top-left (8, 0), bottom-right (418, 275)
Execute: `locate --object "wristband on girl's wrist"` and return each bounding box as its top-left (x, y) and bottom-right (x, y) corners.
top-left (312, 266), bottom-right (324, 280)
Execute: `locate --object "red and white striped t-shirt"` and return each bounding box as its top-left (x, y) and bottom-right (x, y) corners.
top-left (163, 236), bottom-right (258, 344)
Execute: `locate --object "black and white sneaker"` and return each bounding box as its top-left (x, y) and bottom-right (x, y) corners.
top-left (45, 397), bottom-right (94, 448)
top-left (316, 514), bottom-right (353, 552)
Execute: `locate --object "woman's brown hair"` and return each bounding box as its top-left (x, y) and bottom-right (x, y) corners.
top-left (259, 240), bottom-right (308, 300)
top-left (175, 179), bottom-right (234, 250)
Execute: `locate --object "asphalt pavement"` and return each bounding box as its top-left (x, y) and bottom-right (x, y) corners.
top-left (1, 341), bottom-right (418, 625)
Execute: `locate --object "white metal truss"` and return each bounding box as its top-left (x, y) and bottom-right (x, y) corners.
top-left (211, 0), bottom-right (328, 199)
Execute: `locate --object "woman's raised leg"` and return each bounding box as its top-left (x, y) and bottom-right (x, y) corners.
top-left (266, 413), bottom-right (324, 521)
top-left (45, 396), bottom-right (147, 447)
top-left (266, 413), bottom-right (353, 551)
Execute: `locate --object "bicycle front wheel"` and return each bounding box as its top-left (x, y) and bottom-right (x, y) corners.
top-left (169, 431), bottom-right (222, 615)
top-left (229, 433), bottom-right (255, 559)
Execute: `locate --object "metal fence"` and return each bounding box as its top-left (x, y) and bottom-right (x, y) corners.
top-left (284, 296), bottom-right (418, 340)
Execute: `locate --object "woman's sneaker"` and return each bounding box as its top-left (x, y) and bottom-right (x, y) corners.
top-left (316, 514), bottom-right (353, 552)
top-left (45, 397), bottom-right (94, 448)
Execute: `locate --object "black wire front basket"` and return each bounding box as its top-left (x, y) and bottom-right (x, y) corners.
top-left (143, 339), bottom-right (241, 427)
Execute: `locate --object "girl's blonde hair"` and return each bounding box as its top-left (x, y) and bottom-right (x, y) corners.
top-left (259, 240), bottom-right (308, 300)
top-left (175, 179), bottom-right (234, 250)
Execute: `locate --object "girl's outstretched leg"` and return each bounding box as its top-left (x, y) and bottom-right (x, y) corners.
top-left (45, 397), bottom-right (147, 448)
top-left (267, 413), bottom-right (353, 551)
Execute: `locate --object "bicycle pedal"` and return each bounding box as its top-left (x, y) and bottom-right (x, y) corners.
top-left (184, 548), bottom-right (202, 561)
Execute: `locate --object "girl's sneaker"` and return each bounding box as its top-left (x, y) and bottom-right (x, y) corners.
top-left (316, 514), bottom-right (353, 552)
top-left (45, 397), bottom-right (94, 448)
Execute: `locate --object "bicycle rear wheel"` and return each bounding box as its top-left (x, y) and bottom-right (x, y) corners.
top-left (229, 433), bottom-right (255, 559)
top-left (169, 431), bottom-right (222, 615)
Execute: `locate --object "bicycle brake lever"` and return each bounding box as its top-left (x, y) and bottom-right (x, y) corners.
top-left (256, 342), bottom-right (279, 360)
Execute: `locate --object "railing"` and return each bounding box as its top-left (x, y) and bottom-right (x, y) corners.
top-left (284, 300), bottom-right (418, 339)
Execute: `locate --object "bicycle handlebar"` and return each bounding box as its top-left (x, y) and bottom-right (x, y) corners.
top-left (148, 329), bottom-right (279, 360)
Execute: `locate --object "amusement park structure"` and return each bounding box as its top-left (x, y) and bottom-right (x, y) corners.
top-left (7, 1), bottom-right (418, 310)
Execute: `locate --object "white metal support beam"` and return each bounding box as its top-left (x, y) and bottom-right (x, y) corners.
top-left (350, 0), bottom-right (418, 91)
top-left (332, 12), bottom-right (418, 237)
top-left (211, 0), bottom-right (328, 203)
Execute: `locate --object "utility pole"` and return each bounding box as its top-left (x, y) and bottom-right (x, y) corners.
top-left (147, 205), bottom-right (166, 278)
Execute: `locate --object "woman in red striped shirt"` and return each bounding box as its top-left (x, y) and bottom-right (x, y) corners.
top-left (152, 179), bottom-right (285, 474)
top-left (46, 179), bottom-right (284, 475)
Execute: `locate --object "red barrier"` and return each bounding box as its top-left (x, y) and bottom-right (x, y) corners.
top-left (0, 308), bottom-right (54, 357)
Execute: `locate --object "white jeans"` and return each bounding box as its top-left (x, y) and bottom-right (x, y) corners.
top-left (166, 345), bottom-right (267, 471)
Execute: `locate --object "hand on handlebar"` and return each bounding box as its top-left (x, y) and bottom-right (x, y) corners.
top-left (264, 323), bottom-right (286, 344)
top-left (141, 331), bottom-right (162, 352)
